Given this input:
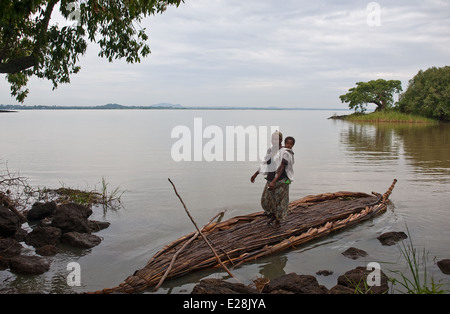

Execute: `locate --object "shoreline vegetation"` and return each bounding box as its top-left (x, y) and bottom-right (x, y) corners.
top-left (329, 111), bottom-right (440, 124)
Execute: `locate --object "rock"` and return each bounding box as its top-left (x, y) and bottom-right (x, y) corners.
top-left (25, 226), bottom-right (62, 248)
top-left (262, 273), bottom-right (328, 294)
top-left (88, 220), bottom-right (111, 232)
top-left (36, 244), bottom-right (60, 256)
top-left (9, 255), bottom-right (50, 275)
top-left (328, 285), bottom-right (355, 294)
top-left (0, 204), bottom-right (20, 237)
top-left (437, 259), bottom-right (450, 275)
top-left (0, 238), bottom-right (22, 258)
top-left (0, 256), bottom-right (9, 270)
top-left (192, 279), bottom-right (259, 294)
top-left (337, 266), bottom-right (389, 294)
top-left (342, 247), bottom-right (368, 260)
top-left (316, 270), bottom-right (333, 276)
top-left (51, 203), bottom-right (92, 233)
top-left (27, 201), bottom-right (56, 221)
top-left (13, 228), bottom-right (28, 242)
top-left (377, 231), bottom-right (407, 246)
top-left (61, 231), bottom-right (101, 248)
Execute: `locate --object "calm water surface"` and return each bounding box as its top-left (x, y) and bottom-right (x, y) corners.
top-left (0, 110), bottom-right (449, 293)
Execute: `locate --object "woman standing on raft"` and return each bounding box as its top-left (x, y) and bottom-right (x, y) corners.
top-left (251, 132), bottom-right (295, 227)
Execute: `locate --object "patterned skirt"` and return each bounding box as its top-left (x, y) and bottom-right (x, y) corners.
top-left (261, 180), bottom-right (290, 221)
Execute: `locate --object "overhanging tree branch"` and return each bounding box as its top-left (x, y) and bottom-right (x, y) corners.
top-left (0, 0), bottom-right (183, 102)
top-left (0, 55), bottom-right (37, 74)
top-left (0, 0), bottom-right (58, 74)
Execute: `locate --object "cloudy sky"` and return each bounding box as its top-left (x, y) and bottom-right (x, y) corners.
top-left (1, 0), bottom-right (449, 108)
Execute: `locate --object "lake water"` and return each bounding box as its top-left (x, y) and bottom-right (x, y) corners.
top-left (1, 109), bottom-right (449, 293)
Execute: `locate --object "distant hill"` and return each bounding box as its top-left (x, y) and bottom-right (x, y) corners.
top-left (97, 103), bottom-right (128, 109)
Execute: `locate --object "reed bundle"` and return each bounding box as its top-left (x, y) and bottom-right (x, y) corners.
top-left (90, 179), bottom-right (397, 294)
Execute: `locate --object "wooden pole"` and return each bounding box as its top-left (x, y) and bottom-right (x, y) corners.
top-left (168, 178), bottom-right (239, 282)
top-left (153, 211), bottom-right (225, 291)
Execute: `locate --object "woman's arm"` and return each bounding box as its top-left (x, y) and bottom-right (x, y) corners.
top-left (268, 162), bottom-right (286, 190)
top-left (250, 171), bottom-right (259, 183)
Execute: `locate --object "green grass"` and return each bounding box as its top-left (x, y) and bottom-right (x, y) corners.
top-left (341, 111), bottom-right (439, 124)
top-left (39, 177), bottom-right (124, 212)
top-left (388, 226), bottom-right (447, 294)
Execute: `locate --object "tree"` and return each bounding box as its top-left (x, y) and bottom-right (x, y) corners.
top-left (398, 66), bottom-right (450, 121)
top-left (0, 0), bottom-right (183, 102)
top-left (339, 79), bottom-right (402, 112)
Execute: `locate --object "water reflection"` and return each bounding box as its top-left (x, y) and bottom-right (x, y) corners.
top-left (397, 124), bottom-right (450, 179)
top-left (340, 122), bottom-right (450, 180)
top-left (258, 255), bottom-right (287, 279)
top-left (340, 123), bottom-right (401, 160)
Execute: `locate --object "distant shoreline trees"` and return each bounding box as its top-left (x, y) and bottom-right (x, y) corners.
top-left (339, 79), bottom-right (402, 113)
top-left (340, 66), bottom-right (449, 121)
top-left (398, 66), bottom-right (449, 122)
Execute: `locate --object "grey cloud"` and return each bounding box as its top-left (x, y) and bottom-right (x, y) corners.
top-left (1, 0), bottom-right (448, 107)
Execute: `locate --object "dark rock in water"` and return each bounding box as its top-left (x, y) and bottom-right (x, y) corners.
top-left (88, 220), bottom-right (111, 232)
top-left (0, 256), bottom-right (9, 270)
top-left (342, 247), bottom-right (368, 260)
top-left (13, 228), bottom-right (28, 242)
top-left (36, 244), bottom-right (60, 256)
top-left (0, 237), bottom-right (22, 258)
top-left (437, 259), bottom-right (450, 275)
top-left (328, 284), bottom-right (355, 294)
top-left (192, 278), bottom-right (259, 294)
top-left (316, 270), bottom-right (333, 276)
top-left (377, 231), bottom-right (408, 246)
top-left (0, 204), bottom-right (20, 237)
top-left (61, 231), bottom-right (101, 248)
top-left (336, 266), bottom-right (389, 294)
top-left (25, 226), bottom-right (62, 248)
top-left (27, 201), bottom-right (57, 221)
top-left (9, 255), bottom-right (51, 275)
top-left (262, 273), bottom-right (328, 294)
top-left (52, 203), bottom-right (92, 233)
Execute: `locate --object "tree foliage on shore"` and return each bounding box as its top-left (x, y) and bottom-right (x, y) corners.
top-left (398, 66), bottom-right (450, 121)
top-left (339, 79), bottom-right (402, 113)
top-left (0, 0), bottom-right (183, 102)
top-left (340, 66), bottom-right (449, 122)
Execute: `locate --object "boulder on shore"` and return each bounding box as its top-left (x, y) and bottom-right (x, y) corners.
top-left (8, 255), bottom-right (50, 275)
top-left (51, 203), bottom-right (92, 233)
top-left (437, 259), bottom-right (450, 275)
top-left (333, 266), bottom-right (389, 294)
top-left (191, 265), bottom-right (391, 295)
top-left (0, 238), bottom-right (22, 258)
top-left (88, 220), bottom-right (111, 232)
top-left (0, 190), bottom-right (111, 278)
top-left (25, 226), bottom-right (62, 248)
top-left (262, 273), bottom-right (328, 294)
top-left (61, 231), bottom-right (102, 248)
top-left (36, 244), bottom-right (60, 256)
top-left (27, 201), bottom-right (57, 221)
top-left (0, 204), bottom-right (20, 237)
top-left (192, 279), bottom-right (259, 294)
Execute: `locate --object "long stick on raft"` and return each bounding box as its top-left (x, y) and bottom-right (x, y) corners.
top-left (153, 210), bottom-right (225, 292)
top-left (167, 178), bottom-right (238, 282)
top-left (90, 179), bottom-right (397, 294)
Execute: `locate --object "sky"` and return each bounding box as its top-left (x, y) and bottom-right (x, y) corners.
top-left (1, 0), bottom-right (449, 109)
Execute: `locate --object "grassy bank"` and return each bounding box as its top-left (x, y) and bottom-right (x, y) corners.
top-left (336, 111), bottom-right (439, 124)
